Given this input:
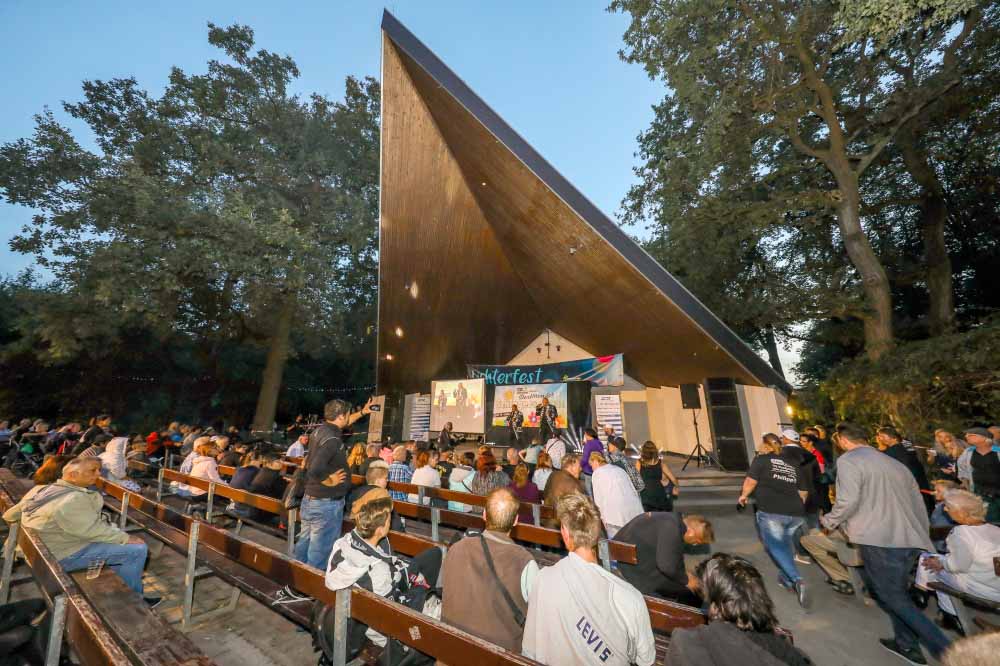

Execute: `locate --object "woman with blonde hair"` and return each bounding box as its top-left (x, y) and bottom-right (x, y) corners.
top-left (173, 442), bottom-right (225, 502)
top-left (637, 441), bottom-right (680, 512)
top-left (347, 443), bottom-right (367, 477)
top-left (928, 430), bottom-right (966, 483)
top-left (532, 451), bottom-right (554, 492)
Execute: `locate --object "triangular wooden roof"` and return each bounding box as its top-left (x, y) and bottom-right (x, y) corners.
top-left (376, 10), bottom-right (790, 395)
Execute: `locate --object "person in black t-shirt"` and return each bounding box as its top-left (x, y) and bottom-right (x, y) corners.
top-left (876, 426), bottom-right (933, 514)
top-left (615, 512), bottom-right (714, 607)
top-left (739, 433), bottom-right (811, 609)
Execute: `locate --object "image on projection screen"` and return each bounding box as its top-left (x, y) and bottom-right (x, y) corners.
top-left (430, 378), bottom-right (485, 433)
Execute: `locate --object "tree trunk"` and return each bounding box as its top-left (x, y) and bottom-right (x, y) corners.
top-left (897, 127), bottom-right (955, 335)
top-left (762, 325), bottom-right (786, 379)
top-left (252, 295), bottom-right (296, 431)
top-left (834, 173), bottom-right (895, 359)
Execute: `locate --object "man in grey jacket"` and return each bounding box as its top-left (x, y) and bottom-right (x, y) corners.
top-left (821, 423), bottom-right (950, 665)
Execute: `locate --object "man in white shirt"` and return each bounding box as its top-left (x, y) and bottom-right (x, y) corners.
top-left (286, 433), bottom-right (308, 458)
top-left (543, 432), bottom-right (566, 469)
top-left (523, 493), bottom-right (655, 666)
top-left (590, 452), bottom-right (644, 539)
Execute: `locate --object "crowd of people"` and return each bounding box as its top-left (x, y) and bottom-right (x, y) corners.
top-left (3, 407), bottom-right (1000, 665)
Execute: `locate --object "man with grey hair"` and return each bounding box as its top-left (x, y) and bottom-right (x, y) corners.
top-left (291, 397), bottom-right (372, 571)
top-left (441, 488), bottom-right (539, 652)
top-left (3, 458), bottom-right (155, 601)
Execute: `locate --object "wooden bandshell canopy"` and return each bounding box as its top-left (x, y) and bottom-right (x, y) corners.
top-left (377, 11), bottom-right (789, 396)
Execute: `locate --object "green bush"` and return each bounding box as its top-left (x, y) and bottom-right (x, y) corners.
top-left (811, 319), bottom-right (1000, 440)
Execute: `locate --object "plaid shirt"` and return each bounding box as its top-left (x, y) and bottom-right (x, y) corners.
top-left (608, 451), bottom-right (645, 493)
top-left (387, 462), bottom-right (413, 501)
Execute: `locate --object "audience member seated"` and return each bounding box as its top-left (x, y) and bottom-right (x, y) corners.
top-left (606, 437), bottom-right (644, 493)
top-left (179, 435), bottom-right (211, 473)
top-left (360, 443), bottom-right (382, 479)
top-left (347, 443), bottom-right (367, 477)
top-left (435, 449), bottom-right (455, 482)
top-left (541, 453), bottom-right (584, 528)
top-left (532, 451), bottom-right (554, 492)
top-left (322, 488), bottom-right (441, 662)
top-left (77, 433), bottom-right (110, 459)
top-left (590, 452), bottom-right (643, 539)
top-left (441, 488), bottom-right (539, 652)
top-left (248, 454), bottom-right (288, 500)
top-left (615, 511), bottom-right (714, 606)
top-left (386, 446), bottom-right (413, 501)
top-left (126, 437), bottom-right (150, 466)
top-left (31, 454), bottom-right (73, 486)
top-left (447, 453), bottom-right (475, 512)
top-left (229, 452), bottom-right (261, 490)
top-left (916, 489), bottom-right (1000, 635)
top-left (2, 458), bottom-right (157, 602)
top-left (941, 631), bottom-right (1000, 666)
top-left (98, 436), bottom-right (141, 492)
top-left (215, 437), bottom-right (241, 467)
top-left (519, 437), bottom-right (542, 467)
top-left (0, 598), bottom-right (47, 664)
top-left (347, 463), bottom-right (402, 531)
top-left (409, 450), bottom-right (441, 504)
top-left (173, 442), bottom-right (225, 504)
top-left (464, 451), bottom-right (511, 497)
top-left (637, 441), bottom-right (679, 512)
top-left (285, 433), bottom-right (308, 459)
top-left (501, 447), bottom-right (522, 479)
top-left (930, 479), bottom-right (960, 551)
top-left (667, 554), bottom-right (814, 666)
top-left (522, 493), bottom-right (655, 666)
top-left (508, 463), bottom-right (541, 520)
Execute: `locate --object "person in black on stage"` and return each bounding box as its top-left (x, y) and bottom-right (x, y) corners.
top-left (437, 389), bottom-right (448, 414)
top-left (437, 422), bottom-right (457, 452)
top-left (535, 397), bottom-right (558, 444)
top-left (506, 404), bottom-right (524, 448)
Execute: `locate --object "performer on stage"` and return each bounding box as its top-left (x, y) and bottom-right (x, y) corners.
top-left (506, 404), bottom-right (524, 448)
top-left (437, 388), bottom-right (448, 414)
top-left (535, 397), bottom-right (558, 444)
top-left (437, 421), bottom-right (458, 452)
top-left (453, 382), bottom-right (468, 421)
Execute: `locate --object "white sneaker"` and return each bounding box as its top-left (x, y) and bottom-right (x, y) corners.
top-left (794, 554), bottom-right (812, 565)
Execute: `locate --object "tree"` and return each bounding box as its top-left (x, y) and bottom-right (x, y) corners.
top-left (0, 24), bottom-right (379, 429)
top-left (610, 0), bottom-right (986, 358)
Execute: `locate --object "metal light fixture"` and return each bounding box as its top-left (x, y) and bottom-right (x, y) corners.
top-left (394, 326), bottom-right (404, 338)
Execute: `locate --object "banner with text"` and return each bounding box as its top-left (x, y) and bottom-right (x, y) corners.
top-left (595, 394), bottom-right (624, 442)
top-left (468, 354), bottom-right (624, 387)
top-left (408, 394), bottom-right (431, 441)
top-left (491, 383), bottom-right (568, 429)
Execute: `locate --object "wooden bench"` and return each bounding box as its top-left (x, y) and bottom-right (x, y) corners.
top-left (97, 479), bottom-right (543, 665)
top-left (928, 582), bottom-right (1000, 636)
top-left (0, 476), bottom-right (159, 666)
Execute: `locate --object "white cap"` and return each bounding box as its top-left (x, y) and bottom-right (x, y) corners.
top-left (781, 428), bottom-right (800, 442)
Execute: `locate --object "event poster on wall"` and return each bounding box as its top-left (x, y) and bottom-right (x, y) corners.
top-left (367, 395), bottom-right (386, 443)
top-left (408, 394), bottom-right (431, 441)
top-left (430, 378), bottom-right (485, 433)
top-left (491, 383), bottom-right (568, 429)
top-left (595, 394), bottom-right (623, 441)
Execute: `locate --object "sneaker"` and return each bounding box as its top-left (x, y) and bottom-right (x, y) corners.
top-left (879, 638), bottom-right (927, 665)
top-left (143, 597), bottom-right (163, 609)
top-left (794, 580), bottom-right (810, 609)
top-left (793, 554), bottom-right (812, 565)
top-left (271, 585), bottom-right (310, 606)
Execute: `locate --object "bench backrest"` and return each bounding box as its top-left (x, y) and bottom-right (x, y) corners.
top-left (162, 468), bottom-right (283, 513)
top-left (97, 480), bottom-right (542, 665)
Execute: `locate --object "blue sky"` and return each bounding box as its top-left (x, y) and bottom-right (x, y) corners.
top-left (0, 0), bottom-right (662, 274)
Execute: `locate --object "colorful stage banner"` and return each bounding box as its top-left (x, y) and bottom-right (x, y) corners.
top-left (491, 383), bottom-right (568, 429)
top-left (468, 354), bottom-right (624, 387)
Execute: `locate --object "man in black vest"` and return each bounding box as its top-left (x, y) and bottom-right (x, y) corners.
top-left (535, 397), bottom-right (558, 444)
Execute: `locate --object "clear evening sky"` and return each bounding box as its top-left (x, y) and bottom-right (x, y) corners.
top-left (0, 0), bottom-right (801, 379)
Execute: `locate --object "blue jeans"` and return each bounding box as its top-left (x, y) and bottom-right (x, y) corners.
top-left (755, 511), bottom-right (804, 585)
top-left (293, 496), bottom-right (345, 569)
top-left (60, 541), bottom-right (148, 596)
top-left (858, 545), bottom-right (952, 658)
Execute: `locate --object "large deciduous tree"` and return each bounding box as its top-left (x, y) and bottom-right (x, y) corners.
top-left (0, 24), bottom-right (379, 429)
top-left (610, 0), bottom-right (987, 359)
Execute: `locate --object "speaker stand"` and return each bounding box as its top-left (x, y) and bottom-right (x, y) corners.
top-left (681, 409), bottom-right (726, 471)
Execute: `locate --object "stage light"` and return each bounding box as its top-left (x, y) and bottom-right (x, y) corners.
top-left (785, 404), bottom-right (794, 416)
top-left (407, 281), bottom-right (419, 299)
top-left (394, 326), bottom-right (404, 338)
top-left (385, 354), bottom-right (394, 361)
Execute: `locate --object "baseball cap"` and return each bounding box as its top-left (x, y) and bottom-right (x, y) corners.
top-left (963, 427), bottom-right (992, 439)
top-left (781, 428), bottom-right (800, 442)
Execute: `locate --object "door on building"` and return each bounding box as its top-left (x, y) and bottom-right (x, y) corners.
top-left (622, 401), bottom-right (651, 448)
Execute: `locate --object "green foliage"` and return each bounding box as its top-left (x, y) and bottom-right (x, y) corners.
top-left (835, 0), bottom-right (980, 46)
top-left (0, 23), bottom-right (380, 425)
top-left (808, 318), bottom-right (1000, 437)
